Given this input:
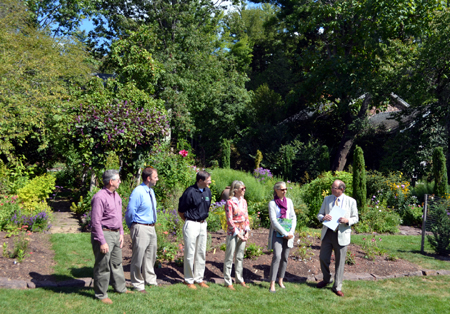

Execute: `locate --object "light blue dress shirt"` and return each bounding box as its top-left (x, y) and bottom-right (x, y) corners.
top-left (125, 183), bottom-right (157, 228)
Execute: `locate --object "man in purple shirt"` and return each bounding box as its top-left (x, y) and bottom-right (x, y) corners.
top-left (91, 169), bottom-right (133, 304)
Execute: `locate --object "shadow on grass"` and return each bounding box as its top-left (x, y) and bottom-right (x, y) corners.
top-left (70, 266), bottom-right (93, 278)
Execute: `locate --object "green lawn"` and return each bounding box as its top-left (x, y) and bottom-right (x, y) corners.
top-left (0, 276), bottom-right (449, 314)
top-left (352, 234), bottom-right (450, 270)
top-left (1, 233), bottom-right (449, 313)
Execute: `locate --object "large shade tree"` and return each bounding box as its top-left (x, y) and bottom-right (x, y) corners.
top-left (256, 0), bottom-right (443, 171)
top-left (0, 0), bottom-right (92, 163)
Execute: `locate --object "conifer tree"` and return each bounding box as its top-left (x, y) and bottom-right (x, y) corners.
top-left (353, 146), bottom-right (366, 211)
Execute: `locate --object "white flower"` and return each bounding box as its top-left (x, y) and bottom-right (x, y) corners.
top-left (379, 210), bottom-right (382, 212)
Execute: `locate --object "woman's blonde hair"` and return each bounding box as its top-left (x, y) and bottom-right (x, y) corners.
top-left (229, 180), bottom-right (245, 199)
top-left (273, 181), bottom-right (286, 198)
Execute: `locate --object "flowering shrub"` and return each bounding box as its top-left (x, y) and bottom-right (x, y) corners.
top-left (354, 204), bottom-right (401, 234)
top-left (9, 210), bottom-right (52, 232)
top-left (179, 150), bottom-right (188, 157)
top-left (68, 99), bottom-right (169, 171)
top-left (361, 235), bottom-right (386, 261)
top-left (253, 167), bottom-right (273, 182)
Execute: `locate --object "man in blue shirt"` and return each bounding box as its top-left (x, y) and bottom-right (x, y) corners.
top-left (125, 167), bottom-right (159, 293)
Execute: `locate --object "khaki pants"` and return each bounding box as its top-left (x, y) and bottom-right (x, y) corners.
top-left (182, 220), bottom-right (207, 284)
top-left (91, 231), bottom-right (126, 299)
top-left (319, 229), bottom-right (347, 291)
top-left (223, 231), bottom-right (246, 286)
top-left (130, 223), bottom-right (158, 290)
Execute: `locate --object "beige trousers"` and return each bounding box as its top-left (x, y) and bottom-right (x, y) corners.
top-left (223, 231), bottom-right (246, 286)
top-left (130, 223), bottom-right (158, 291)
top-left (182, 220), bottom-right (208, 284)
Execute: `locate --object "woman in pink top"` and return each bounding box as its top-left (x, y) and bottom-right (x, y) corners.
top-left (223, 180), bottom-right (250, 290)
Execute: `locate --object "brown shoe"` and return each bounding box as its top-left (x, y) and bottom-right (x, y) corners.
top-left (227, 285), bottom-right (235, 290)
top-left (197, 282), bottom-right (209, 288)
top-left (240, 282), bottom-right (250, 288)
top-left (334, 290), bottom-right (344, 297)
top-left (184, 282), bottom-right (197, 289)
top-left (316, 281), bottom-right (328, 289)
top-left (100, 298), bottom-right (113, 304)
top-left (124, 290), bottom-right (134, 294)
top-left (138, 289), bottom-right (148, 294)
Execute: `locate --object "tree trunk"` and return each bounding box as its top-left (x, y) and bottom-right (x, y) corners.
top-left (89, 173), bottom-right (97, 192)
top-left (331, 94), bottom-right (371, 171)
top-left (331, 128), bottom-right (356, 171)
top-left (136, 167), bottom-right (142, 186)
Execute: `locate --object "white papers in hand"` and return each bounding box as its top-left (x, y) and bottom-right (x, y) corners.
top-left (323, 205), bottom-right (346, 231)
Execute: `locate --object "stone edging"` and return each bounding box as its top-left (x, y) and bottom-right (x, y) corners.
top-left (1, 270), bottom-right (450, 290)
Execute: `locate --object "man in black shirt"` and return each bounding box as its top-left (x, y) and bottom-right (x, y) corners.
top-left (178, 170), bottom-right (212, 289)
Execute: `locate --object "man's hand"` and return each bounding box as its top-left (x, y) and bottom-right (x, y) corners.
top-left (338, 217), bottom-right (349, 224)
top-left (100, 243), bottom-right (109, 254)
top-left (178, 212), bottom-right (186, 222)
top-left (323, 214), bottom-right (332, 221)
top-left (119, 234), bottom-right (124, 248)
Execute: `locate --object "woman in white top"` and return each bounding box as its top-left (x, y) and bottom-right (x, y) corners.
top-left (268, 181), bottom-right (297, 293)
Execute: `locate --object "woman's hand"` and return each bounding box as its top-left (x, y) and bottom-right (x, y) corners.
top-left (284, 233), bottom-right (294, 240)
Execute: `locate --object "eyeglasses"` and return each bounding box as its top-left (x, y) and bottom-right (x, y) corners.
top-left (240, 187), bottom-right (246, 191)
top-left (331, 187), bottom-right (340, 190)
top-left (278, 188), bottom-right (287, 192)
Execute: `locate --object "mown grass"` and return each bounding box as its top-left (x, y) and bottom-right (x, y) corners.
top-left (2, 232), bottom-right (449, 313)
top-left (352, 234), bottom-right (450, 270)
top-left (0, 276), bottom-right (449, 314)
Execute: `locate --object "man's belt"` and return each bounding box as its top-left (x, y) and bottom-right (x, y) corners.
top-left (102, 227), bottom-right (119, 232)
top-left (187, 218), bottom-right (206, 223)
top-left (133, 222), bottom-right (155, 227)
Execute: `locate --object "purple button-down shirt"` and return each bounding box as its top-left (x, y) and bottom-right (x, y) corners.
top-left (91, 188), bottom-right (124, 245)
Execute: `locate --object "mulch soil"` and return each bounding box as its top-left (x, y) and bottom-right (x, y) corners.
top-left (0, 226), bottom-right (432, 285)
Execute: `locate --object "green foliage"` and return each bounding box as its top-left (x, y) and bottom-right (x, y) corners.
top-left (17, 174), bottom-right (55, 213)
top-left (0, 195), bottom-right (20, 229)
top-left (411, 181), bottom-right (435, 203)
top-left (353, 146), bottom-right (367, 211)
top-left (148, 147), bottom-right (198, 207)
top-left (281, 144), bottom-right (295, 180)
top-left (265, 139), bottom-right (332, 183)
top-left (0, 0), bottom-right (92, 162)
top-left (427, 201), bottom-right (450, 255)
top-left (210, 168), bottom-right (273, 203)
top-left (244, 242), bottom-right (264, 259)
top-left (354, 205), bottom-right (401, 234)
top-left (255, 150), bottom-right (263, 170)
top-left (345, 250), bottom-right (356, 265)
top-left (300, 171), bottom-right (353, 227)
top-left (221, 139), bottom-right (231, 169)
top-left (432, 147), bottom-right (448, 197)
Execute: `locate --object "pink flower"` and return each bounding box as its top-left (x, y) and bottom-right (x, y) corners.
top-left (163, 231), bottom-right (168, 235)
top-left (379, 238), bottom-right (382, 241)
top-left (179, 150), bottom-right (188, 157)
top-left (371, 238), bottom-right (375, 242)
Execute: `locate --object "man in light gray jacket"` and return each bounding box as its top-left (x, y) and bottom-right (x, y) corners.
top-left (316, 179), bottom-right (358, 297)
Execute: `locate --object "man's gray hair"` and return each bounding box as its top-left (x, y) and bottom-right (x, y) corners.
top-left (103, 169), bottom-right (120, 186)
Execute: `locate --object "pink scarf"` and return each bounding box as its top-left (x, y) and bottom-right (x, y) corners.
top-left (274, 195), bottom-right (287, 218)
